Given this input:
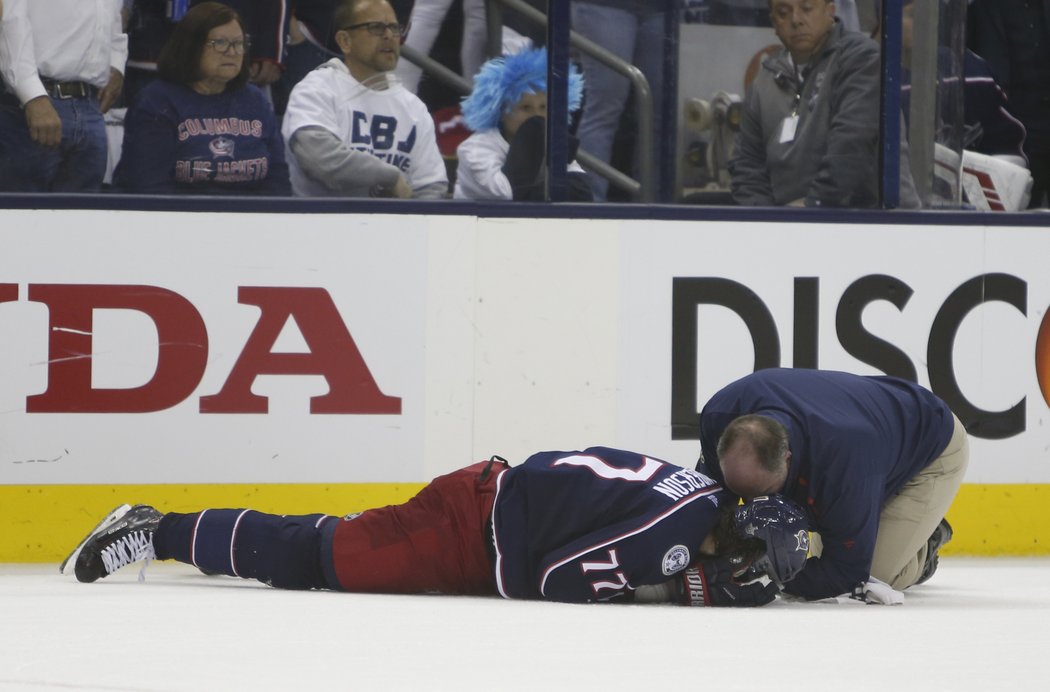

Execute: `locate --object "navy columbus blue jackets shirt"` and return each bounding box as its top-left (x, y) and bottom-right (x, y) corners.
top-left (115, 80), bottom-right (290, 195)
top-left (697, 369), bottom-right (954, 600)
top-left (491, 447), bottom-right (726, 602)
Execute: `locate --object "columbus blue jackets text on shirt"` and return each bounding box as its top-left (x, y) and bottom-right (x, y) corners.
top-left (114, 79), bottom-right (290, 194)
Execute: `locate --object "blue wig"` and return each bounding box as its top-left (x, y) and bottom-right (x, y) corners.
top-left (460, 47), bottom-right (584, 132)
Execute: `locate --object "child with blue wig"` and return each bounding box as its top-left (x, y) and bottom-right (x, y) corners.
top-left (453, 48), bottom-right (592, 201)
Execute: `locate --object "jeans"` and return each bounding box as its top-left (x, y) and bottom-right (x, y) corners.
top-left (571, 2), bottom-right (666, 201)
top-left (393, 0), bottom-right (488, 92)
top-left (0, 93), bottom-right (108, 192)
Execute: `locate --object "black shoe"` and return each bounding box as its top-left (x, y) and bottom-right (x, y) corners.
top-left (915, 518), bottom-right (953, 586)
top-left (64, 504), bottom-right (163, 583)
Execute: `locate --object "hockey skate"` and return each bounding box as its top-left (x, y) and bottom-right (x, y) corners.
top-left (61, 504), bottom-right (163, 583)
top-left (915, 518), bottom-right (953, 585)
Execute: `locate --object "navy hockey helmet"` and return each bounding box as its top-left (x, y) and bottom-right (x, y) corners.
top-left (734, 494), bottom-right (810, 586)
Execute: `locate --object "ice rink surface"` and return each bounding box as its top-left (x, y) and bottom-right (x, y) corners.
top-left (1, 557), bottom-right (1047, 691)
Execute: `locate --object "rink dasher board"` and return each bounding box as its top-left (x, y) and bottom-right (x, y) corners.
top-left (0, 209), bottom-right (1047, 558)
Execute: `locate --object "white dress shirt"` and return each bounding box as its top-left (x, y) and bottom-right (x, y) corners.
top-left (0, 0), bottom-right (127, 105)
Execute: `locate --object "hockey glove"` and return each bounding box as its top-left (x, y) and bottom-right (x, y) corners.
top-left (502, 115), bottom-right (547, 201)
top-left (678, 560), bottom-right (779, 607)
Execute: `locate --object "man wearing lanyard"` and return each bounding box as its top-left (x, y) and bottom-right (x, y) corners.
top-left (728, 0), bottom-right (882, 207)
top-left (0, 0), bottom-right (127, 192)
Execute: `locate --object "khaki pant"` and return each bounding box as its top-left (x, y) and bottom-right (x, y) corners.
top-left (809, 414), bottom-right (969, 591)
top-left (871, 413), bottom-right (970, 589)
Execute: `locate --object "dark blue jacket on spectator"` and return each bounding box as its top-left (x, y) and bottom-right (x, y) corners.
top-left (959, 50), bottom-right (1027, 160)
top-left (903, 49), bottom-right (1027, 161)
top-left (967, 0), bottom-right (1050, 156)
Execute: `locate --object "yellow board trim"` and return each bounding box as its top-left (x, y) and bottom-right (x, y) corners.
top-left (944, 483), bottom-right (1047, 556)
top-left (0, 482), bottom-right (425, 563)
top-left (0, 482), bottom-right (1045, 562)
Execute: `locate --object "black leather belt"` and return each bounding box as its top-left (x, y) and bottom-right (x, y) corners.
top-left (41, 79), bottom-right (97, 100)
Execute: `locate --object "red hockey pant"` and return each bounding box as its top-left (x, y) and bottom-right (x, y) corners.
top-left (322, 462), bottom-right (501, 595)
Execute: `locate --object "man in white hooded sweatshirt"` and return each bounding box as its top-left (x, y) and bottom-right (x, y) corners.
top-left (282, 0), bottom-right (447, 198)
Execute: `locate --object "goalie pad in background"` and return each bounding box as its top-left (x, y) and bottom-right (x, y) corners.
top-left (960, 149), bottom-right (1033, 212)
top-left (934, 144), bottom-right (1033, 212)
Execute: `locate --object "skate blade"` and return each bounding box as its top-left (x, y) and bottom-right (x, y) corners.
top-left (59, 503), bottom-right (133, 575)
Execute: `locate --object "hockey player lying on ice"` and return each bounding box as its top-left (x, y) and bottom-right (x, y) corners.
top-left (62, 447), bottom-right (810, 607)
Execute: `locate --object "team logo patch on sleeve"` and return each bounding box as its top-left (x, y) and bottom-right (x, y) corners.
top-left (662, 545), bottom-right (691, 576)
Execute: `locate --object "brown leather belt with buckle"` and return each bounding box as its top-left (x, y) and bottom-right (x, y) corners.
top-left (41, 79), bottom-right (97, 100)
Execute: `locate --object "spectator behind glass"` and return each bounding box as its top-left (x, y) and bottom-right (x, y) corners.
top-left (122, 0), bottom-right (289, 107)
top-left (570, 0), bottom-right (668, 202)
top-left (967, 0), bottom-right (1050, 208)
top-left (272, 0), bottom-right (342, 117)
top-left (113, 2), bottom-right (290, 194)
top-left (703, 0), bottom-right (859, 30)
top-left (454, 48), bottom-right (592, 201)
top-left (393, 0), bottom-right (488, 93)
top-left (0, 0), bottom-right (127, 193)
top-left (728, 0), bottom-right (882, 207)
top-left (271, 0), bottom-right (413, 117)
top-left (281, 0), bottom-right (448, 199)
top-left (895, 0), bottom-right (1026, 166)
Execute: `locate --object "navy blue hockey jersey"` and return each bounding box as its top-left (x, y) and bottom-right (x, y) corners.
top-left (491, 447), bottom-right (727, 602)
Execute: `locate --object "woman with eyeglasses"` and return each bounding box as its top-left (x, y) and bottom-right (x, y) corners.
top-left (113, 2), bottom-right (290, 195)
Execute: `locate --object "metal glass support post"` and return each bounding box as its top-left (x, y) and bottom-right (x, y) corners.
top-left (659, 0), bottom-right (678, 203)
top-left (546, 0), bottom-right (571, 202)
top-left (485, 0), bottom-right (503, 61)
top-left (491, 0), bottom-right (654, 201)
top-left (909, 0), bottom-right (941, 205)
top-left (880, 0), bottom-right (903, 209)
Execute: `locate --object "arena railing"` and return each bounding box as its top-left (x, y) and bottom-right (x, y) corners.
top-left (468, 0), bottom-right (912, 208)
top-left (398, 20), bottom-right (645, 202)
top-left (0, 1), bottom-right (1008, 213)
top-left (396, 0), bottom-right (653, 201)
top-left (482, 0), bottom-right (655, 202)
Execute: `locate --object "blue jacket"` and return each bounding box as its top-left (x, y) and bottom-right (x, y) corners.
top-left (967, 0), bottom-right (1050, 154)
top-left (902, 50), bottom-right (1027, 161)
top-left (960, 50), bottom-right (1028, 159)
top-left (697, 369), bottom-right (954, 600)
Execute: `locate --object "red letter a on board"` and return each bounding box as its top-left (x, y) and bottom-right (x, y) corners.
top-left (200, 287), bottom-right (401, 414)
